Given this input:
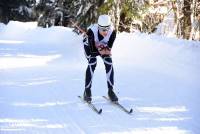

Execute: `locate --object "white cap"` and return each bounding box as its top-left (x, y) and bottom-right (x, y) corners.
top-left (98, 15), bottom-right (111, 27)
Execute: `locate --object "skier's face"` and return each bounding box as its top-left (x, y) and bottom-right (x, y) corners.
top-left (99, 30), bottom-right (108, 37)
top-left (98, 26), bottom-right (110, 37)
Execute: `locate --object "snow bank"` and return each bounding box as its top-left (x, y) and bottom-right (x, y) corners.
top-left (0, 21), bottom-right (84, 69)
top-left (0, 21), bottom-right (78, 44)
top-left (114, 32), bottom-right (200, 81)
top-left (0, 21), bottom-right (199, 78)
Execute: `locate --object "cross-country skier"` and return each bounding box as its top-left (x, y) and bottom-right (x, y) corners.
top-left (82, 14), bottom-right (118, 102)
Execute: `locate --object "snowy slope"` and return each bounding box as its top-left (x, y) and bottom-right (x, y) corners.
top-left (0, 21), bottom-right (200, 134)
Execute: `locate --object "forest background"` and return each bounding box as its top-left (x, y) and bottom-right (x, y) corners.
top-left (0, 0), bottom-right (199, 40)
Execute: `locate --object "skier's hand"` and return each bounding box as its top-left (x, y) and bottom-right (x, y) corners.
top-left (104, 47), bottom-right (111, 55)
top-left (95, 43), bottom-right (106, 50)
top-left (98, 47), bottom-right (111, 56)
top-left (98, 49), bottom-right (105, 55)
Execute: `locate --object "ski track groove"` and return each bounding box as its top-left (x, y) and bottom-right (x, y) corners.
top-left (49, 87), bottom-right (86, 134)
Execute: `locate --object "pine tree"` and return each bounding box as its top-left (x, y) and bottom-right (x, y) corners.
top-left (0, 0), bottom-right (36, 24)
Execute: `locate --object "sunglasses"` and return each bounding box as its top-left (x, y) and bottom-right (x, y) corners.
top-left (98, 26), bottom-right (110, 32)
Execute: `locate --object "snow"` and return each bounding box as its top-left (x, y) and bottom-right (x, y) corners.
top-left (0, 21), bottom-right (200, 134)
top-left (155, 10), bottom-right (176, 37)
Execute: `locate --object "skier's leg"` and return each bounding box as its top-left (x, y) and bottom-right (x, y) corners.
top-left (83, 57), bottom-right (97, 102)
top-left (83, 39), bottom-right (97, 101)
top-left (102, 56), bottom-right (114, 89)
top-left (85, 57), bottom-right (97, 89)
top-left (102, 55), bottom-right (118, 102)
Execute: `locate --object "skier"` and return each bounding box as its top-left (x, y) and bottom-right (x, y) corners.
top-left (82, 14), bottom-right (118, 102)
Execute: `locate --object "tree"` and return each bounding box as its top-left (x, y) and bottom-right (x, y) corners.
top-left (0, 0), bottom-right (36, 24)
top-left (175, 0), bottom-right (192, 39)
top-left (190, 0), bottom-right (200, 40)
top-left (98, 0), bottom-right (149, 32)
top-left (0, 0), bottom-right (10, 24)
top-left (192, 0), bottom-right (200, 19)
top-left (183, 0), bottom-right (192, 39)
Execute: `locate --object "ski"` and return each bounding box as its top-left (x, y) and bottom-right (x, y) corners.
top-left (102, 96), bottom-right (133, 114)
top-left (78, 96), bottom-right (102, 114)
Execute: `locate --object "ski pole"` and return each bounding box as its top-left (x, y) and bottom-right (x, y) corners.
top-left (70, 20), bottom-right (87, 36)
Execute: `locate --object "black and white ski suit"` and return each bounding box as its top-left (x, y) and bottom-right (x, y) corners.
top-left (83, 24), bottom-right (116, 90)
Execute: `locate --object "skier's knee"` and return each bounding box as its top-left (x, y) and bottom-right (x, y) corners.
top-left (88, 57), bottom-right (97, 67)
top-left (103, 57), bottom-right (112, 65)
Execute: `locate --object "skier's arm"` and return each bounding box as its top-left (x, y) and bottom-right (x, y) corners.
top-left (87, 29), bottom-right (98, 53)
top-left (98, 30), bottom-right (116, 56)
top-left (107, 30), bottom-right (116, 49)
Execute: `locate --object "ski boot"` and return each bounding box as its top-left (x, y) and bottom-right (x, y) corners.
top-left (108, 88), bottom-right (118, 102)
top-left (84, 88), bottom-right (92, 102)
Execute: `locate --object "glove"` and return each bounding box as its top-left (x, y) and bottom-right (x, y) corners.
top-left (95, 43), bottom-right (111, 55)
top-left (104, 46), bottom-right (111, 55)
top-left (97, 44), bottom-right (105, 51)
top-left (98, 46), bottom-right (111, 56)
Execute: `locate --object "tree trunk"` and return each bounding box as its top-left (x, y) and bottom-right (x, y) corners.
top-left (182, 0), bottom-right (192, 39)
top-left (176, 0), bottom-right (192, 39)
top-left (109, 0), bottom-right (121, 32)
top-left (190, 0), bottom-right (200, 40)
